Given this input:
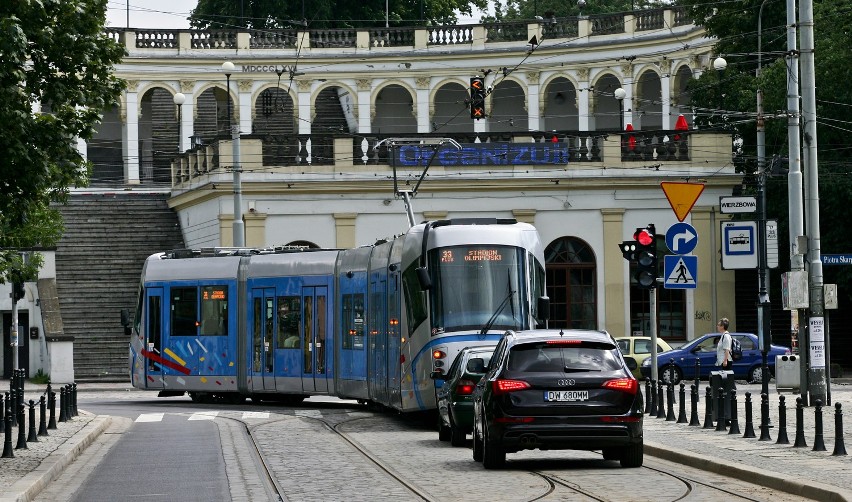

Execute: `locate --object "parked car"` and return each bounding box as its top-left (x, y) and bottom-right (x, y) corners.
top-left (472, 329), bottom-right (643, 469)
top-left (615, 336), bottom-right (673, 379)
top-left (436, 346), bottom-right (494, 446)
top-left (640, 332), bottom-right (791, 385)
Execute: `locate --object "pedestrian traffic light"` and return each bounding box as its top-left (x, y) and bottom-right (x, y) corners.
top-left (470, 76), bottom-right (486, 119)
top-left (633, 224), bottom-right (658, 289)
top-left (11, 281), bottom-right (24, 302)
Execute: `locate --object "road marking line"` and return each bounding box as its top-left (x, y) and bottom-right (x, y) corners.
top-left (135, 413), bottom-right (164, 423)
top-left (188, 411), bottom-right (219, 420)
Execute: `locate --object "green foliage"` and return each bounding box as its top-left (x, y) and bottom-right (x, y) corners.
top-left (31, 369), bottom-right (51, 385)
top-left (484, 0), bottom-right (669, 22)
top-left (188, 0), bottom-right (488, 29)
top-left (0, 0), bottom-right (125, 284)
top-left (676, 0), bottom-right (852, 297)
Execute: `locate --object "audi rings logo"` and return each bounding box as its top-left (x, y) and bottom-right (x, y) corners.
top-left (557, 379), bottom-right (575, 386)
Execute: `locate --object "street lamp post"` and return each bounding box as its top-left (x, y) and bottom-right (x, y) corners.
top-left (614, 87), bottom-right (626, 131)
top-left (173, 92), bottom-right (185, 152)
top-left (222, 61), bottom-right (245, 247)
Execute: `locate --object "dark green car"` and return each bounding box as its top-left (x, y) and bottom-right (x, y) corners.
top-left (436, 346), bottom-right (494, 446)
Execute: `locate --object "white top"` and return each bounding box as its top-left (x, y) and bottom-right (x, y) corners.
top-left (716, 331), bottom-right (732, 366)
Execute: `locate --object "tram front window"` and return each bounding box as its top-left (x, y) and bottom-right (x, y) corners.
top-left (430, 245), bottom-right (526, 334)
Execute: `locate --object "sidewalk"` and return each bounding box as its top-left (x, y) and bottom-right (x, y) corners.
top-left (1, 380), bottom-right (851, 502)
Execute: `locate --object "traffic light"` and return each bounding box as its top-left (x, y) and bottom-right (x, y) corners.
top-left (633, 224), bottom-right (658, 289)
top-left (470, 76), bottom-right (486, 119)
top-left (11, 282), bottom-right (24, 302)
top-left (619, 240), bottom-right (638, 261)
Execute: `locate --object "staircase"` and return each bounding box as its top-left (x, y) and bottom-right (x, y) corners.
top-left (54, 192), bottom-right (184, 381)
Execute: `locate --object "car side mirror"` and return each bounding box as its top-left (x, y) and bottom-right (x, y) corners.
top-left (466, 358), bottom-right (486, 373)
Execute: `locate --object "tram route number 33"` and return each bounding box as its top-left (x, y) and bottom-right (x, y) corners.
top-left (544, 390), bottom-right (589, 402)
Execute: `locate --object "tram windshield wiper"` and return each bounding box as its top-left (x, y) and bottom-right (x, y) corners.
top-left (480, 272), bottom-right (516, 336)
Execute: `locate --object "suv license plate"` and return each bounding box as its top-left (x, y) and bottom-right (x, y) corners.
top-left (545, 390), bottom-right (589, 402)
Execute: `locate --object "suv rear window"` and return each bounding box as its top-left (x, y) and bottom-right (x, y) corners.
top-left (508, 342), bottom-right (622, 373)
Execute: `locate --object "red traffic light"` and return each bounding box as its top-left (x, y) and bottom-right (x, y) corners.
top-left (634, 228), bottom-right (654, 246)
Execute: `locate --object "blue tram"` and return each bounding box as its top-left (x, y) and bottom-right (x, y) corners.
top-left (129, 218), bottom-right (547, 412)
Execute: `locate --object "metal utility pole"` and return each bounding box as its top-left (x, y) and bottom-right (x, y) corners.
top-left (799, 0), bottom-right (827, 404)
top-left (756, 0), bottom-right (771, 421)
top-left (784, 0), bottom-right (807, 404)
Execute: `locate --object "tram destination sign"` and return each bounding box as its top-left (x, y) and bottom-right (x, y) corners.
top-left (393, 142), bottom-right (570, 167)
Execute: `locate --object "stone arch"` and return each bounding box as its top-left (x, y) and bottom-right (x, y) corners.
top-left (372, 82), bottom-right (417, 134)
top-left (589, 72), bottom-right (623, 131)
top-left (635, 67), bottom-right (663, 130)
top-left (138, 85), bottom-right (180, 183)
top-left (489, 78), bottom-right (528, 133)
top-left (541, 75), bottom-right (579, 132)
top-left (431, 79), bottom-right (473, 133)
top-left (544, 236), bottom-right (598, 330)
top-left (671, 64), bottom-right (694, 126)
top-left (253, 85), bottom-right (298, 166)
top-left (88, 104), bottom-right (124, 185)
top-left (194, 83), bottom-right (233, 144)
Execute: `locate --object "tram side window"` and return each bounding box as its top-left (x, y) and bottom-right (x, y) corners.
top-left (200, 286), bottom-right (228, 336)
top-left (278, 296), bottom-right (301, 348)
top-left (171, 287), bottom-right (198, 336)
top-left (402, 263), bottom-right (427, 336)
top-left (342, 293), bottom-right (365, 349)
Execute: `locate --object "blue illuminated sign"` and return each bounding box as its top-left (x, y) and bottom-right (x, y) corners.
top-left (393, 142), bottom-right (571, 167)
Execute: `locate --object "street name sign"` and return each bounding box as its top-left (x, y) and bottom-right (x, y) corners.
top-left (719, 196), bottom-right (757, 214)
top-left (822, 254), bottom-right (852, 265)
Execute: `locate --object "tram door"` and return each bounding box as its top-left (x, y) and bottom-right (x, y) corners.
top-left (145, 287), bottom-right (164, 388)
top-left (301, 286), bottom-right (329, 393)
top-left (251, 288), bottom-right (276, 391)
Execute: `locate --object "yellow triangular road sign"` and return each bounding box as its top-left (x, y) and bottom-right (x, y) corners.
top-left (661, 182), bottom-right (705, 222)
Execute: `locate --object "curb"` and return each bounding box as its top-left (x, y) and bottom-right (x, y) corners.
top-left (645, 440), bottom-right (852, 502)
top-left (3, 415), bottom-right (113, 502)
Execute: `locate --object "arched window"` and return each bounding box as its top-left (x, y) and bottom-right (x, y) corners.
top-left (545, 237), bottom-right (597, 329)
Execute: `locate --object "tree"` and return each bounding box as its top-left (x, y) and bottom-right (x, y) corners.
top-left (677, 0), bottom-right (852, 296)
top-left (0, 0), bottom-right (125, 283)
top-left (189, 0), bottom-right (488, 29)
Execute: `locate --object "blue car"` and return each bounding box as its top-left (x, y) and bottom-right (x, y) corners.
top-left (640, 332), bottom-right (790, 385)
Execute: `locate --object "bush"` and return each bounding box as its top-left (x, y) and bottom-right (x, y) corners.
top-left (31, 369), bottom-right (50, 385)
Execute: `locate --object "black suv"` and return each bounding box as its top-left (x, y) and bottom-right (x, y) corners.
top-left (472, 329), bottom-right (643, 469)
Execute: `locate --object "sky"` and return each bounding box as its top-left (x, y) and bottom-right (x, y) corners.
top-left (106, 0), bottom-right (486, 29)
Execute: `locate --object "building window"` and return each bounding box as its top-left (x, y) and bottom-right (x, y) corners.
top-left (545, 237), bottom-right (597, 330)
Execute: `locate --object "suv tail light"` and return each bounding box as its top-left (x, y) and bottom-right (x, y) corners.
top-left (492, 379), bottom-right (530, 395)
top-left (602, 377), bottom-right (638, 395)
top-left (456, 379), bottom-right (476, 395)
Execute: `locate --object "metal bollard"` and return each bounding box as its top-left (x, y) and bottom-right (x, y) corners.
top-left (48, 387), bottom-right (57, 430)
top-left (64, 385), bottom-right (72, 419)
top-left (715, 386), bottom-right (727, 431)
top-left (1, 403), bottom-right (12, 458)
top-left (759, 392), bottom-right (772, 441)
top-left (9, 388), bottom-right (17, 428)
top-left (703, 386), bottom-right (715, 429)
top-left (38, 395), bottom-right (48, 437)
top-left (27, 400), bottom-right (38, 442)
top-left (649, 379), bottom-right (658, 417)
top-left (58, 387), bottom-right (67, 423)
top-left (776, 395), bottom-right (790, 445)
top-left (689, 384), bottom-right (700, 426)
top-left (832, 403), bottom-right (847, 456)
top-left (0, 393), bottom-right (4, 435)
top-left (793, 397), bottom-right (807, 447)
top-left (644, 379), bottom-right (652, 415)
top-left (16, 404), bottom-right (27, 449)
top-left (677, 382), bottom-right (688, 423)
top-left (694, 359), bottom-right (701, 399)
top-left (743, 392), bottom-right (756, 438)
top-left (728, 389), bottom-right (741, 435)
top-left (666, 382), bottom-right (676, 421)
top-left (813, 399), bottom-right (827, 452)
top-left (72, 383), bottom-right (78, 416)
top-left (656, 381), bottom-right (666, 419)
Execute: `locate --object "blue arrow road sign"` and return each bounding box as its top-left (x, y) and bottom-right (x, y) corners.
top-left (664, 255), bottom-right (697, 289)
top-left (665, 222), bottom-right (698, 255)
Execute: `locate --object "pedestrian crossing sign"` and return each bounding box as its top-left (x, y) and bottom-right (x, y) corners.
top-left (664, 255), bottom-right (697, 289)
